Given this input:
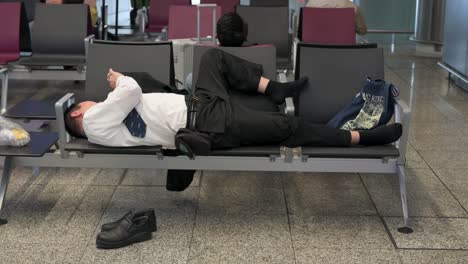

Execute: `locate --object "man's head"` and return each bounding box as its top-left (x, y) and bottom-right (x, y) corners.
top-left (216, 12), bottom-right (248, 47)
top-left (64, 101), bottom-right (97, 138)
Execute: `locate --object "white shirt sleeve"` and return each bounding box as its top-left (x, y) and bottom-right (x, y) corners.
top-left (103, 76), bottom-right (143, 120)
top-left (82, 76), bottom-right (143, 144)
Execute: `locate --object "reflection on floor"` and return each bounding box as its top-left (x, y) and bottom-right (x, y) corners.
top-left (1, 41), bottom-right (468, 263)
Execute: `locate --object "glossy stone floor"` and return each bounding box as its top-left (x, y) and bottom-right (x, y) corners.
top-left (1, 40), bottom-right (468, 263)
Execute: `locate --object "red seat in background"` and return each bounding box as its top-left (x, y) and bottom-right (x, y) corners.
top-left (200, 0), bottom-right (238, 15)
top-left (147, 0), bottom-right (191, 33)
top-left (0, 2), bottom-right (21, 64)
top-left (301, 7), bottom-right (355, 45)
top-left (168, 5), bottom-right (222, 39)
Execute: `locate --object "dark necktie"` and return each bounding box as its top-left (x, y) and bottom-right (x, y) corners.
top-left (123, 109), bottom-right (146, 138)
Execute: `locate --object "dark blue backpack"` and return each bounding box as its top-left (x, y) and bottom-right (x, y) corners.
top-left (326, 78), bottom-right (399, 130)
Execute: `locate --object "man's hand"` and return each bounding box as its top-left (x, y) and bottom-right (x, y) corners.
top-left (107, 68), bottom-right (123, 90)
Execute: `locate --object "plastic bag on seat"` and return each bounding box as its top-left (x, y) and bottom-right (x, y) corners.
top-left (0, 116), bottom-right (30, 147)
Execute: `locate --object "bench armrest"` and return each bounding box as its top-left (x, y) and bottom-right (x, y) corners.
top-left (84, 34), bottom-right (95, 59)
top-left (394, 98), bottom-right (412, 165)
top-left (55, 93), bottom-right (76, 158)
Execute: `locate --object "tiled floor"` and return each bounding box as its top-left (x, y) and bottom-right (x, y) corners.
top-left (1, 40), bottom-right (468, 263)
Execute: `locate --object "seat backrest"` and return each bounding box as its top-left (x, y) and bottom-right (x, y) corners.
top-left (168, 5), bottom-right (221, 39)
top-left (31, 3), bottom-right (88, 56)
top-left (236, 6), bottom-right (290, 59)
top-left (0, 0), bottom-right (38, 22)
top-left (148, 0), bottom-right (191, 32)
top-left (301, 7), bottom-right (355, 45)
top-left (200, 0), bottom-right (238, 15)
top-left (295, 43), bottom-right (384, 124)
top-left (85, 40), bottom-right (175, 101)
top-left (250, 0), bottom-right (288, 7)
top-left (0, 2), bottom-right (21, 64)
top-left (23, 0), bottom-right (39, 22)
top-left (192, 44), bottom-right (278, 112)
top-left (0, 1), bottom-right (32, 53)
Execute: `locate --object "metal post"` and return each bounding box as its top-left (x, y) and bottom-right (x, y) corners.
top-left (0, 157), bottom-right (13, 225)
top-left (197, 6), bottom-right (201, 43)
top-left (115, 0), bottom-right (119, 37)
top-left (196, 4), bottom-right (217, 44)
top-left (397, 165), bottom-right (413, 234)
top-left (101, 0), bottom-right (106, 39)
top-left (212, 7), bottom-right (217, 44)
top-left (1, 69), bottom-right (8, 114)
top-left (103, 4), bottom-right (109, 40)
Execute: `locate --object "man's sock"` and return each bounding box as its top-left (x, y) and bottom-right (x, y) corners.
top-left (265, 77), bottom-right (308, 104)
top-left (359, 123), bottom-right (402, 146)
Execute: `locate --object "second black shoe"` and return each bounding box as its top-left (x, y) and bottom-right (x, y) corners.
top-left (101, 209), bottom-right (157, 232)
top-left (166, 170), bottom-right (196, 192)
top-left (96, 213), bottom-right (153, 249)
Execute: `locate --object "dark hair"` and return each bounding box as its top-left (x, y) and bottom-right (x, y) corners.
top-left (216, 12), bottom-right (247, 47)
top-left (64, 103), bottom-right (85, 138)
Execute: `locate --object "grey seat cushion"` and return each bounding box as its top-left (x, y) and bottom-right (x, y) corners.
top-left (65, 138), bottom-right (398, 159)
top-left (65, 139), bottom-right (163, 154)
top-left (19, 55), bottom-right (85, 66)
top-left (0, 132), bottom-right (58, 157)
top-left (302, 145), bottom-right (399, 158)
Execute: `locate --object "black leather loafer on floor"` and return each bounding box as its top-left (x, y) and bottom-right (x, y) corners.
top-left (101, 209), bottom-right (157, 232)
top-left (96, 213), bottom-right (153, 249)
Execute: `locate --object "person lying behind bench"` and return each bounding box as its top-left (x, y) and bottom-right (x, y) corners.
top-left (65, 49), bottom-right (402, 152)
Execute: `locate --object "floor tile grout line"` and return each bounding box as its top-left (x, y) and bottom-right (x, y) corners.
top-left (185, 170), bottom-right (203, 264)
top-left (398, 247), bottom-right (468, 251)
top-left (0, 169), bottom-right (41, 219)
top-left (76, 181), bottom-right (120, 263)
top-left (380, 215), bottom-right (468, 219)
top-left (280, 172), bottom-right (298, 264)
top-left (413, 147), bottom-right (468, 215)
top-left (358, 173), bottom-right (399, 250)
top-left (117, 168), bottom-right (129, 186)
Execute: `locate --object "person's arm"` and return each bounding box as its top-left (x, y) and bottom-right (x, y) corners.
top-left (354, 7), bottom-right (368, 35)
top-left (102, 75), bottom-right (143, 121)
top-left (82, 74), bottom-right (143, 144)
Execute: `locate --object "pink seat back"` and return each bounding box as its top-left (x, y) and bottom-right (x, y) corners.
top-left (200, 0), bottom-right (239, 15)
top-left (302, 7), bottom-right (355, 45)
top-left (148, 0), bottom-right (192, 32)
top-left (0, 2), bottom-right (21, 64)
top-left (168, 5), bottom-right (221, 39)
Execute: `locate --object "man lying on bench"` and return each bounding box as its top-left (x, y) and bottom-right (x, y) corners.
top-left (64, 49), bottom-right (402, 154)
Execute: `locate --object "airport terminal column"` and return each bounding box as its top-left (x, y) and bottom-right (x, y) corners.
top-left (0, 156), bottom-right (12, 225)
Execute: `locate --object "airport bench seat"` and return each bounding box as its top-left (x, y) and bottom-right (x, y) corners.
top-left (64, 138), bottom-right (399, 158)
top-left (0, 40), bottom-right (412, 233)
top-left (1, 3), bottom-right (90, 116)
top-left (18, 56), bottom-right (86, 67)
top-left (0, 132), bottom-right (58, 157)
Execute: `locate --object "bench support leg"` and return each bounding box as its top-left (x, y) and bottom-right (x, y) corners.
top-left (397, 165), bottom-right (413, 234)
top-left (0, 157), bottom-right (12, 225)
top-left (1, 70), bottom-right (8, 114)
top-left (32, 166), bottom-right (41, 177)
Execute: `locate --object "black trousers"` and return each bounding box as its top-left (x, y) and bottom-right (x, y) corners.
top-left (194, 49), bottom-right (351, 149)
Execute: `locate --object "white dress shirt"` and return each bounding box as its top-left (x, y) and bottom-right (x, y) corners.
top-left (83, 76), bottom-right (187, 149)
